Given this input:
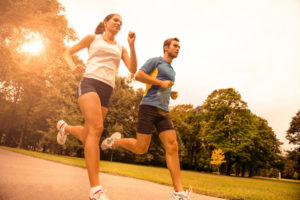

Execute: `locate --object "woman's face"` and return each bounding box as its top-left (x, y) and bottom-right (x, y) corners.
top-left (105, 15), bottom-right (122, 34)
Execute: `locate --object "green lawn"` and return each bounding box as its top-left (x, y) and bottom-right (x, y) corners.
top-left (1, 146), bottom-right (300, 200)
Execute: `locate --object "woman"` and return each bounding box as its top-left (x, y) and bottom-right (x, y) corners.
top-left (58, 14), bottom-right (137, 200)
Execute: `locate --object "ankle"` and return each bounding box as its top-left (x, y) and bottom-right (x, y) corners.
top-left (112, 140), bottom-right (119, 149)
top-left (64, 125), bottom-right (69, 133)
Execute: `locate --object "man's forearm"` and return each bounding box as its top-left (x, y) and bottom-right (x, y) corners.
top-left (135, 70), bottom-right (163, 86)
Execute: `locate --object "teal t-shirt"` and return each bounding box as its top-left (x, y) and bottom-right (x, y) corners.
top-left (140, 57), bottom-right (176, 112)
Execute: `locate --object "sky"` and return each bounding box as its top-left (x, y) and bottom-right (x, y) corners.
top-left (59, 0), bottom-right (300, 151)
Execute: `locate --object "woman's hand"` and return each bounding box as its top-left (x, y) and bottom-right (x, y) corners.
top-left (74, 64), bottom-right (85, 73)
top-left (128, 31), bottom-right (136, 47)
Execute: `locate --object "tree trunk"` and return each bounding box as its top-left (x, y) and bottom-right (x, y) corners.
top-left (6, 86), bottom-right (21, 145)
top-left (241, 163), bottom-right (246, 177)
top-left (17, 105), bottom-right (32, 148)
top-left (226, 162), bottom-right (232, 176)
top-left (249, 165), bottom-right (253, 177)
top-left (110, 150), bottom-right (113, 162)
top-left (191, 145), bottom-right (194, 170)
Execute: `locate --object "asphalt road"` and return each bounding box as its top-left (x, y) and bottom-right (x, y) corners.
top-left (0, 149), bottom-right (224, 200)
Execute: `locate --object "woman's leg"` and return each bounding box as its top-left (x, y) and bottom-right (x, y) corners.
top-left (78, 92), bottom-right (108, 187)
top-left (64, 109), bottom-right (107, 143)
top-left (64, 125), bottom-right (84, 143)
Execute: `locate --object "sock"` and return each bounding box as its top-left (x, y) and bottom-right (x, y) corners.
top-left (63, 125), bottom-right (69, 135)
top-left (61, 124), bottom-right (69, 135)
top-left (174, 191), bottom-right (186, 196)
top-left (90, 185), bottom-right (102, 197)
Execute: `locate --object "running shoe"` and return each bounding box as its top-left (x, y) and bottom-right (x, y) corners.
top-left (101, 132), bottom-right (121, 150)
top-left (56, 120), bottom-right (68, 145)
top-left (170, 187), bottom-right (192, 200)
top-left (90, 189), bottom-right (109, 200)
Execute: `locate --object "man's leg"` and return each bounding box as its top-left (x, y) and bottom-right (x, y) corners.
top-left (159, 130), bottom-right (184, 192)
top-left (112, 133), bottom-right (152, 154)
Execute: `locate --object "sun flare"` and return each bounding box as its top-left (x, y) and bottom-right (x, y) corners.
top-left (19, 33), bottom-right (44, 55)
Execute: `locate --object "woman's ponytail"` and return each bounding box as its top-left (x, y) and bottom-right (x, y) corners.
top-left (95, 22), bottom-right (105, 34)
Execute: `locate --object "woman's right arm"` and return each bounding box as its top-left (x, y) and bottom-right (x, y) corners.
top-left (62, 34), bottom-right (95, 70)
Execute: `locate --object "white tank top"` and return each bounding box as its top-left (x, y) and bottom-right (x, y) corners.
top-left (83, 34), bottom-right (122, 88)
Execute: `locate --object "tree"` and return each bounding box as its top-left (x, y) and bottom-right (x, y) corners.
top-left (201, 88), bottom-right (256, 175)
top-left (0, 0), bottom-right (77, 150)
top-left (283, 160), bottom-right (296, 178)
top-left (286, 110), bottom-right (300, 179)
top-left (286, 110), bottom-right (300, 145)
top-left (210, 149), bottom-right (226, 174)
top-left (244, 115), bottom-right (282, 177)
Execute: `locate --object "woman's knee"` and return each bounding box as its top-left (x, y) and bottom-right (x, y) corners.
top-left (86, 123), bottom-right (104, 137)
top-left (165, 140), bottom-right (178, 154)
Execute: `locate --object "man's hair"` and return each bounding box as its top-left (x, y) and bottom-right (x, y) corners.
top-left (163, 37), bottom-right (180, 53)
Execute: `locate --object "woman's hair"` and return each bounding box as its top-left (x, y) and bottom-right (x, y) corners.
top-left (94, 14), bottom-right (119, 34)
top-left (163, 37), bottom-right (180, 53)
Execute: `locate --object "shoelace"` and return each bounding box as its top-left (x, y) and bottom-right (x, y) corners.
top-left (185, 186), bottom-right (192, 199)
top-left (107, 138), bottom-right (113, 145)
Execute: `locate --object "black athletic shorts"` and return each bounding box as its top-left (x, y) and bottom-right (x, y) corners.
top-left (137, 105), bottom-right (174, 134)
top-left (77, 77), bottom-right (113, 108)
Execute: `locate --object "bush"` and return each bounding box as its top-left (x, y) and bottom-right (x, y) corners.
top-left (293, 172), bottom-right (298, 180)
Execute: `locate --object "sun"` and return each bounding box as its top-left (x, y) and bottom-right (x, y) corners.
top-left (19, 33), bottom-right (44, 56)
top-left (20, 40), bottom-right (44, 55)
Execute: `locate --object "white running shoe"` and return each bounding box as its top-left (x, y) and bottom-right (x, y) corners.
top-left (90, 189), bottom-right (109, 200)
top-left (101, 132), bottom-right (121, 151)
top-left (56, 120), bottom-right (68, 145)
top-left (170, 187), bottom-right (192, 200)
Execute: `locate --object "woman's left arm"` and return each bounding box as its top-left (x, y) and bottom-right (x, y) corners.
top-left (122, 31), bottom-right (137, 74)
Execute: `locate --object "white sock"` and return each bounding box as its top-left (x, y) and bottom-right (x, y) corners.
top-left (62, 124), bottom-right (70, 135)
top-left (90, 185), bottom-right (102, 197)
top-left (174, 191), bottom-right (186, 195)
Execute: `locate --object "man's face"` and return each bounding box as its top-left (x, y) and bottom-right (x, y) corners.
top-left (166, 40), bottom-right (181, 58)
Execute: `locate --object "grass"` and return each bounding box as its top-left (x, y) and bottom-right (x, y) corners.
top-left (1, 145), bottom-right (300, 200)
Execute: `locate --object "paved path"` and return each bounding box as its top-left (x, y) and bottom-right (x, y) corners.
top-left (0, 149), bottom-right (224, 200)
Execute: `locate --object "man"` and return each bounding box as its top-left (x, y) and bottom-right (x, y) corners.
top-left (101, 38), bottom-right (191, 200)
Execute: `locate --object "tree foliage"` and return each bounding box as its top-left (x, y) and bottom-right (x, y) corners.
top-left (286, 110), bottom-right (300, 145)
top-left (210, 149), bottom-right (226, 173)
top-left (0, 0), bottom-right (79, 151)
top-left (286, 110), bottom-right (300, 179)
top-left (200, 88), bottom-right (256, 175)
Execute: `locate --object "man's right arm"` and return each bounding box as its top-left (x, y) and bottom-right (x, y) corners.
top-left (135, 70), bottom-right (174, 89)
